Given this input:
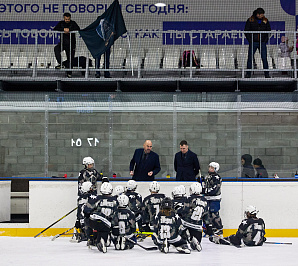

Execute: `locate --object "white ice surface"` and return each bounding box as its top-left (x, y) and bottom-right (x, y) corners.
top-left (1, 236), bottom-right (297, 266)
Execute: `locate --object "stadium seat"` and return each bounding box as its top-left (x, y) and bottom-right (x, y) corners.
top-left (110, 47), bottom-right (126, 69)
top-left (143, 48), bottom-right (163, 69)
top-left (218, 46), bottom-right (236, 69)
top-left (163, 48), bottom-right (181, 69)
top-left (199, 46), bottom-right (217, 69)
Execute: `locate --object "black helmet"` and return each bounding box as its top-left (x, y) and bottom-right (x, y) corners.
top-left (160, 197), bottom-right (173, 210)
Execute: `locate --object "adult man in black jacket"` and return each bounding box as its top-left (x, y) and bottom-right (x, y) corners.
top-left (54, 13), bottom-right (80, 78)
top-left (244, 8), bottom-right (271, 78)
top-left (129, 140), bottom-right (161, 181)
top-left (174, 140), bottom-right (200, 181)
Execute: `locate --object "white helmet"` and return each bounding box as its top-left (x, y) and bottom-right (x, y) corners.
top-left (82, 157), bottom-right (94, 167)
top-left (149, 181), bottom-right (160, 193)
top-left (179, 185), bottom-right (186, 196)
top-left (126, 180), bottom-right (137, 191)
top-left (190, 183), bottom-right (202, 195)
top-left (100, 182), bottom-right (113, 195)
top-left (114, 185), bottom-right (125, 196)
top-left (209, 162), bottom-right (220, 172)
top-left (117, 194), bottom-right (129, 207)
top-left (172, 186), bottom-right (184, 197)
top-left (245, 205), bottom-right (259, 218)
top-left (81, 181), bottom-right (93, 193)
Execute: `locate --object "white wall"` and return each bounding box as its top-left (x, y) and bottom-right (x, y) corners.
top-left (27, 181), bottom-right (298, 229)
top-left (0, 181), bottom-right (11, 222)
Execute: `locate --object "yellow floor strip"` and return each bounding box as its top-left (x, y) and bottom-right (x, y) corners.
top-left (1, 228), bottom-right (298, 237)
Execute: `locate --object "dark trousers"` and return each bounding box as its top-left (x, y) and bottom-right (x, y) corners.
top-left (54, 42), bottom-right (75, 75)
top-left (87, 218), bottom-right (110, 243)
top-left (96, 47), bottom-right (111, 77)
top-left (246, 42), bottom-right (269, 76)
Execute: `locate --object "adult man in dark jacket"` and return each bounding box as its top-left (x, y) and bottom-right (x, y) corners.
top-left (54, 13), bottom-right (80, 78)
top-left (130, 140), bottom-right (161, 181)
top-left (244, 8), bottom-right (271, 78)
top-left (174, 140), bottom-right (200, 181)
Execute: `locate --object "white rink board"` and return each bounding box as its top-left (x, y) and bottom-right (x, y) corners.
top-left (0, 181), bottom-right (11, 222)
top-left (26, 180), bottom-right (298, 229)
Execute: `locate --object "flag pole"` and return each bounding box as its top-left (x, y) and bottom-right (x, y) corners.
top-left (126, 31), bottom-right (134, 76)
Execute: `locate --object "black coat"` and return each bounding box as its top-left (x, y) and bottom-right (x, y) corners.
top-left (174, 149), bottom-right (200, 181)
top-left (244, 15), bottom-right (271, 43)
top-left (53, 20), bottom-right (80, 46)
top-left (130, 148), bottom-right (161, 181)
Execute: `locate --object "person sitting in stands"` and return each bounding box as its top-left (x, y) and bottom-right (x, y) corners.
top-left (253, 158), bottom-right (268, 178)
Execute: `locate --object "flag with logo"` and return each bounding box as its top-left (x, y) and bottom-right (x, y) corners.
top-left (79, 0), bottom-right (127, 58)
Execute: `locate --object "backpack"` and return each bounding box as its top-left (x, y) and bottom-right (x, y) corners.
top-left (181, 50), bottom-right (199, 68)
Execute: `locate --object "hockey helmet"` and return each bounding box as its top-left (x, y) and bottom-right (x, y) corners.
top-left (81, 181), bottom-right (93, 193)
top-left (149, 181), bottom-right (160, 193)
top-left (100, 182), bottom-right (113, 195)
top-left (245, 205), bottom-right (259, 218)
top-left (126, 180), bottom-right (137, 191)
top-left (189, 183), bottom-right (202, 195)
top-left (208, 162), bottom-right (220, 172)
top-left (172, 186), bottom-right (184, 198)
top-left (82, 157), bottom-right (94, 168)
top-left (117, 194), bottom-right (129, 207)
top-left (114, 185), bottom-right (125, 196)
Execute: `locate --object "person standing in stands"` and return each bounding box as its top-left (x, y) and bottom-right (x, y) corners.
top-left (174, 140), bottom-right (200, 181)
top-left (129, 140), bottom-right (161, 181)
top-left (54, 13), bottom-right (80, 78)
top-left (241, 154), bottom-right (255, 178)
top-left (244, 8), bottom-right (271, 78)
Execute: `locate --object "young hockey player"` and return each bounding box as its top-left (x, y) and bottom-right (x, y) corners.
top-left (83, 182), bottom-right (118, 253)
top-left (153, 197), bottom-right (191, 254)
top-left (76, 157), bottom-right (109, 232)
top-left (74, 181), bottom-right (96, 242)
top-left (111, 194), bottom-right (136, 250)
top-left (142, 181), bottom-right (165, 232)
top-left (209, 205), bottom-right (266, 246)
top-left (179, 183), bottom-right (208, 252)
top-left (202, 162), bottom-right (223, 236)
top-left (125, 180), bottom-right (143, 231)
top-left (172, 185), bottom-right (188, 215)
top-left (78, 156), bottom-right (109, 195)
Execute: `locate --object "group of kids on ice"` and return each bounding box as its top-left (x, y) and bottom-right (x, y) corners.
top-left (75, 157), bottom-right (266, 253)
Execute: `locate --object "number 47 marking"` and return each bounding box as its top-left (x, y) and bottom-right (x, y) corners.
top-left (87, 138), bottom-right (100, 146)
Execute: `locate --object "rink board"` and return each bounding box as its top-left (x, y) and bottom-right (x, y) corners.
top-left (1, 180), bottom-right (298, 237)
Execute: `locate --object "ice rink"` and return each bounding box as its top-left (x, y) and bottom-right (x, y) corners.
top-left (1, 236), bottom-right (297, 266)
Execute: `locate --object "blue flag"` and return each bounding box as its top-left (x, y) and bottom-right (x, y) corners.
top-left (79, 0), bottom-right (127, 59)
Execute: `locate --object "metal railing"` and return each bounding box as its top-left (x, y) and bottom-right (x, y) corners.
top-left (0, 29), bottom-right (297, 79)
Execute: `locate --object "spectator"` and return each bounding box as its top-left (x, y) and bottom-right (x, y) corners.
top-left (253, 158), bottom-right (268, 178)
top-left (174, 140), bottom-right (200, 181)
top-left (279, 36), bottom-right (293, 58)
top-left (241, 154), bottom-right (255, 178)
top-left (129, 140), bottom-right (161, 181)
top-left (54, 12), bottom-right (80, 78)
top-left (95, 47), bottom-right (111, 78)
top-left (244, 8), bottom-right (271, 78)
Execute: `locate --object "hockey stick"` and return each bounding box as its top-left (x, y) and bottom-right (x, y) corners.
top-left (213, 234), bottom-right (242, 248)
top-left (135, 231), bottom-right (154, 235)
top-left (125, 237), bottom-right (158, 251)
top-left (34, 207), bottom-right (78, 238)
top-left (51, 227), bottom-right (75, 241)
top-left (264, 241), bottom-right (292, 245)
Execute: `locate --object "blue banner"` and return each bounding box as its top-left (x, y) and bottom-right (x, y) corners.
top-left (163, 21), bottom-right (286, 45)
top-left (0, 21), bottom-right (59, 44)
